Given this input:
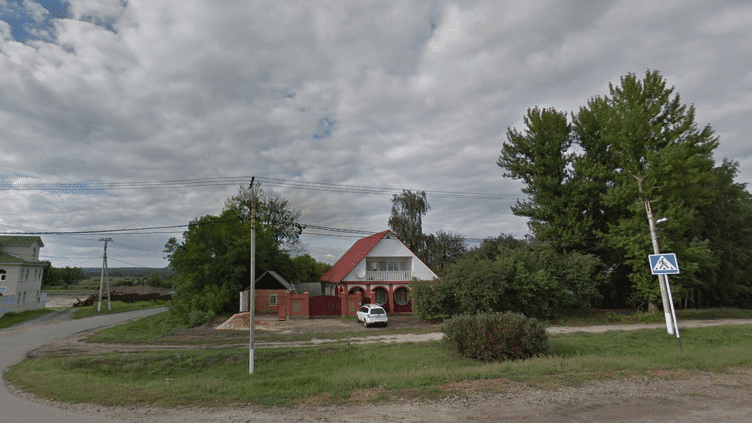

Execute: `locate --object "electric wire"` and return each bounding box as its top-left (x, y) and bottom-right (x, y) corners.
top-left (0, 175), bottom-right (522, 200)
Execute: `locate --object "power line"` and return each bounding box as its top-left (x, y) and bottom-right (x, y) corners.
top-left (1, 175), bottom-right (522, 200)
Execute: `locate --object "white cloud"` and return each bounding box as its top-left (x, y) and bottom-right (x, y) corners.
top-left (0, 0), bottom-right (751, 266)
top-left (22, 0), bottom-right (48, 23)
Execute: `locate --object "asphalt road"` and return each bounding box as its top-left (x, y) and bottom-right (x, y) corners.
top-left (0, 308), bottom-right (167, 423)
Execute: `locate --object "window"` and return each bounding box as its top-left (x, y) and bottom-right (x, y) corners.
top-left (367, 259), bottom-right (407, 272)
top-left (0, 269), bottom-right (6, 281)
top-left (269, 294), bottom-right (277, 306)
top-left (374, 287), bottom-right (388, 305)
top-left (394, 287), bottom-right (410, 306)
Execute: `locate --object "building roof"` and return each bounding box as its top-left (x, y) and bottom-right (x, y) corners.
top-left (243, 270), bottom-right (294, 291)
top-left (292, 282), bottom-right (323, 296)
top-left (0, 236), bottom-right (44, 247)
top-left (0, 251), bottom-right (25, 265)
top-left (320, 230), bottom-right (394, 283)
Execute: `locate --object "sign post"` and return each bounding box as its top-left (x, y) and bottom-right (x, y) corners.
top-left (649, 253), bottom-right (682, 352)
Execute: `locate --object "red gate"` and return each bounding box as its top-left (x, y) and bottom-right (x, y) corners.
top-left (309, 295), bottom-right (342, 317)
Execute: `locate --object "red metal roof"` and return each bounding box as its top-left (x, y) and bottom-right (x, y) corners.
top-left (320, 230), bottom-right (392, 283)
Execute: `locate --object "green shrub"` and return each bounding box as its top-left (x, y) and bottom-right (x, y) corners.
top-left (442, 312), bottom-right (549, 361)
top-left (410, 279), bottom-right (457, 320)
top-left (187, 309), bottom-right (215, 328)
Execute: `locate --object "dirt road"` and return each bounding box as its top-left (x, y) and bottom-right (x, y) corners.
top-left (4, 310), bottom-right (752, 422)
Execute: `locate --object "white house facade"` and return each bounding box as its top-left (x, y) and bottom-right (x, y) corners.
top-left (0, 236), bottom-right (47, 317)
top-left (321, 230), bottom-right (438, 313)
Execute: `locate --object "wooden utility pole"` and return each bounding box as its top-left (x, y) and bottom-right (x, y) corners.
top-left (97, 238), bottom-right (112, 312)
top-left (249, 177), bottom-right (256, 374)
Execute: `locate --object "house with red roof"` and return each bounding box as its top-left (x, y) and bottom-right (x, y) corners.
top-left (320, 230), bottom-right (438, 314)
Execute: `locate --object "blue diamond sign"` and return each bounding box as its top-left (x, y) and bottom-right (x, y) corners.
top-left (649, 253), bottom-right (680, 275)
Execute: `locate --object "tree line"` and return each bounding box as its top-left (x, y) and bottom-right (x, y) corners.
top-left (404, 70), bottom-right (752, 319)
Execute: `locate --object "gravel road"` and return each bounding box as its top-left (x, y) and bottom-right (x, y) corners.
top-left (1, 308), bottom-right (166, 423)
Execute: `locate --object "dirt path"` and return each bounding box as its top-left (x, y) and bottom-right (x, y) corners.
top-left (26, 316), bottom-right (752, 358)
top-left (7, 311), bottom-right (752, 422)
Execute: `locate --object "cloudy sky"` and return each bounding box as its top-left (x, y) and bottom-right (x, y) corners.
top-left (1, 0), bottom-right (751, 269)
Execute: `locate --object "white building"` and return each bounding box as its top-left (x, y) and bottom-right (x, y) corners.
top-left (320, 230), bottom-right (438, 313)
top-left (0, 236), bottom-right (46, 317)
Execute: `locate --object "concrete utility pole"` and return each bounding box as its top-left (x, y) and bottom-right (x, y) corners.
top-left (249, 177), bottom-right (256, 374)
top-left (97, 238), bottom-right (112, 312)
top-left (645, 200), bottom-right (674, 335)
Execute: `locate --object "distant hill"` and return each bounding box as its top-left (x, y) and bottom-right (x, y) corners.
top-left (82, 267), bottom-right (174, 279)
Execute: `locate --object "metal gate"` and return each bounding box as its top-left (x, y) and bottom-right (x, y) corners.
top-left (309, 295), bottom-right (341, 317)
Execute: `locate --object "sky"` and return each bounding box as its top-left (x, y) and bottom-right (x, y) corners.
top-left (1, 0), bottom-right (751, 269)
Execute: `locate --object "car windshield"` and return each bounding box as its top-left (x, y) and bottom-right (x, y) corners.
top-left (370, 308), bottom-right (385, 315)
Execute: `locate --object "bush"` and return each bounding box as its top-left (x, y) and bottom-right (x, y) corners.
top-left (442, 312), bottom-right (549, 361)
top-left (187, 309), bottom-right (215, 327)
top-left (435, 239), bottom-right (603, 320)
top-left (410, 279), bottom-right (458, 320)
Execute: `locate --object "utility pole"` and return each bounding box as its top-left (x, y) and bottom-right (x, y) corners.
top-left (249, 177), bottom-right (256, 374)
top-left (645, 200), bottom-right (674, 335)
top-left (97, 238), bottom-right (112, 312)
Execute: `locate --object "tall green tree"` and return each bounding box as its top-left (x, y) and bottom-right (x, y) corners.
top-left (166, 186), bottom-right (304, 325)
top-left (499, 70), bottom-right (752, 308)
top-left (592, 70), bottom-right (720, 308)
top-left (388, 189), bottom-right (430, 258)
top-left (498, 107), bottom-right (577, 250)
top-left (224, 183), bottom-right (305, 255)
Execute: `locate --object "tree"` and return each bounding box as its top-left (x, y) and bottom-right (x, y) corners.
top-left (498, 107), bottom-right (578, 250)
top-left (166, 187), bottom-right (305, 325)
top-left (423, 230), bottom-right (467, 274)
top-left (498, 69), bottom-right (752, 308)
top-left (41, 263), bottom-right (87, 288)
top-left (388, 189), bottom-right (430, 260)
top-left (288, 254), bottom-right (332, 283)
top-left (224, 183), bottom-right (305, 255)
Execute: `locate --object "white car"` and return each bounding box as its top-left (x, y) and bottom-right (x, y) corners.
top-left (356, 304), bottom-right (388, 328)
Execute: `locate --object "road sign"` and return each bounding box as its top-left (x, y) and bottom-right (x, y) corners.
top-left (649, 253), bottom-right (680, 275)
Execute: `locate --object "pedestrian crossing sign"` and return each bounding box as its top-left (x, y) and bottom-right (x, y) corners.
top-left (649, 253), bottom-right (680, 275)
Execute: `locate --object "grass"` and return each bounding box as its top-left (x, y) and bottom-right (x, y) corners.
top-left (82, 307), bottom-right (752, 346)
top-left (6, 324), bottom-right (752, 408)
top-left (84, 311), bottom-right (438, 345)
top-left (549, 308), bottom-right (752, 326)
top-left (0, 308), bottom-right (55, 329)
top-left (85, 311), bottom-right (190, 343)
top-left (71, 300), bottom-right (169, 320)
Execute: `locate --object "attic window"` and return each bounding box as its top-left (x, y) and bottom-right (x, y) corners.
top-left (0, 270), bottom-right (5, 281)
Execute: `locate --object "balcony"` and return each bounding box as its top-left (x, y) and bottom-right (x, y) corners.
top-left (366, 271), bottom-right (413, 281)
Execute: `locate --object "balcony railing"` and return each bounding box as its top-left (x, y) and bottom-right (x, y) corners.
top-left (366, 271), bottom-right (413, 281)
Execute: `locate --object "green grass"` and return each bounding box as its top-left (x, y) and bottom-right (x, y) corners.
top-left (84, 311), bottom-right (189, 343)
top-left (71, 300), bottom-right (169, 319)
top-left (7, 324), bottom-right (752, 407)
top-left (549, 308), bottom-right (752, 326)
top-left (0, 308), bottom-right (55, 329)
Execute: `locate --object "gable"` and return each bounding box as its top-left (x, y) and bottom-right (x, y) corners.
top-left (321, 230), bottom-right (438, 283)
top-left (320, 231), bottom-right (389, 283)
top-left (245, 270), bottom-right (293, 291)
